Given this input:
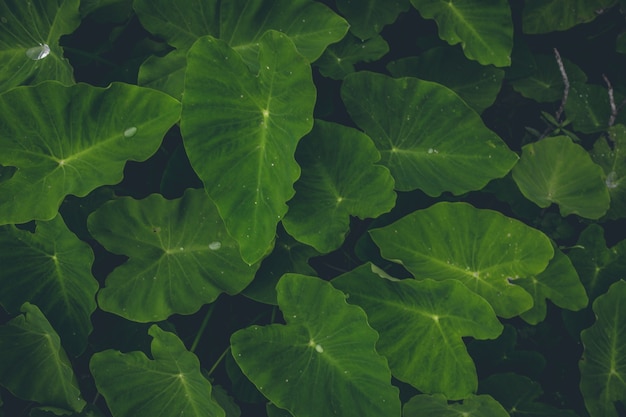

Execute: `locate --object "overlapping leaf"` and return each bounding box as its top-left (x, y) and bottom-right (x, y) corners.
top-left (335, 0), bottom-right (409, 40)
top-left (181, 31), bottom-right (316, 264)
top-left (410, 0), bottom-right (513, 67)
top-left (341, 72), bottom-right (518, 195)
top-left (90, 325), bottom-right (225, 417)
top-left (0, 0), bottom-right (80, 93)
top-left (591, 125), bottom-right (626, 219)
top-left (403, 394), bottom-right (509, 417)
top-left (333, 264), bottom-right (503, 399)
top-left (512, 136), bottom-right (610, 219)
top-left (0, 81), bottom-right (181, 225)
top-left (0, 303), bottom-right (85, 413)
top-left (316, 33), bottom-right (389, 80)
top-left (231, 274), bottom-right (401, 417)
top-left (522, 0), bottom-right (617, 34)
top-left (370, 202), bottom-right (554, 318)
top-left (88, 188), bottom-right (258, 322)
top-left (580, 280), bottom-right (626, 417)
top-left (0, 215), bottom-right (97, 356)
top-left (283, 121), bottom-right (396, 253)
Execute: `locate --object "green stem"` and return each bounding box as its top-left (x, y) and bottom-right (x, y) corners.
top-left (190, 303), bottom-right (215, 353)
top-left (207, 345), bottom-right (231, 377)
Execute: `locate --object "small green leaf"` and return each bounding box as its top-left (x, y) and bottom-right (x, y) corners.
top-left (565, 83), bottom-right (612, 133)
top-left (316, 33), bottom-right (389, 80)
top-left (335, 0), bottom-right (409, 40)
top-left (512, 136), bottom-right (610, 219)
top-left (591, 125), bottom-right (626, 219)
top-left (0, 81), bottom-right (181, 225)
top-left (0, 303), bottom-right (85, 413)
top-left (283, 121), bottom-right (396, 253)
top-left (370, 202), bottom-right (554, 318)
top-left (580, 280), bottom-right (626, 417)
top-left (410, 0), bottom-right (513, 67)
top-left (137, 49), bottom-right (187, 100)
top-left (88, 189), bottom-right (258, 322)
top-left (231, 274), bottom-right (401, 417)
top-left (403, 393), bottom-right (509, 417)
top-left (90, 325), bottom-right (225, 417)
top-left (0, 214), bottom-right (97, 356)
top-left (0, 0), bottom-right (80, 92)
top-left (333, 264), bottom-right (503, 399)
top-left (522, 0), bottom-right (616, 34)
top-left (341, 71), bottom-right (518, 195)
top-left (181, 31), bottom-right (316, 264)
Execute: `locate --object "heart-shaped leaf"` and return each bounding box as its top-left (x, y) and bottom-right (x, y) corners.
top-left (88, 188), bottom-right (258, 322)
top-left (181, 31), bottom-right (316, 264)
top-left (0, 0), bottom-right (80, 93)
top-left (0, 214), bottom-right (97, 356)
top-left (231, 274), bottom-right (401, 417)
top-left (333, 264), bottom-right (503, 399)
top-left (0, 303), bottom-right (85, 413)
top-left (512, 136), bottom-right (610, 219)
top-left (370, 202), bottom-right (554, 318)
top-left (403, 394), bottom-right (509, 417)
top-left (90, 325), bottom-right (225, 417)
top-left (282, 121), bottom-right (396, 253)
top-left (0, 81), bottom-right (181, 225)
top-left (341, 71), bottom-right (518, 196)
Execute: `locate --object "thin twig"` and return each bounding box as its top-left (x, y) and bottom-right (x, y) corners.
top-left (553, 48), bottom-right (569, 123)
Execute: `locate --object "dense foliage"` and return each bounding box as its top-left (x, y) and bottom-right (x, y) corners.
top-left (1, 1), bottom-right (626, 416)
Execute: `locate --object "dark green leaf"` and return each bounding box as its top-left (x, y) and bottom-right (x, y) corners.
top-left (591, 125), bottom-right (626, 219)
top-left (316, 33), bottom-right (389, 80)
top-left (565, 82), bottom-right (612, 133)
top-left (335, 0), bottom-right (409, 40)
top-left (403, 393), bottom-right (509, 417)
top-left (522, 0), bottom-right (617, 34)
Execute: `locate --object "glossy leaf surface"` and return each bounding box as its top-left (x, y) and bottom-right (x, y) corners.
top-left (91, 325), bottom-right (225, 417)
top-left (336, 0), bottom-right (409, 40)
top-left (231, 274), bottom-right (401, 417)
top-left (370, 202), bottom-right (554, 317)
top-left (0, 81), bottom-right (181, 225)
top-left (88, 189), bottom-right (258, 322)
top-left (333, 265), bottom-right (503, 399)
top-left (181, 31), bottom-right (315, 264)
top-left (341, 72), bottom-right (518, 195)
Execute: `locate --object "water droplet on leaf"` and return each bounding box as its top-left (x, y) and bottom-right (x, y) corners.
top-left (124, 126), bottom-right (137, 138)
top-left (26, 43), bottom-right (50, 60)
top-left (209, 241), bottom-right (221, 250)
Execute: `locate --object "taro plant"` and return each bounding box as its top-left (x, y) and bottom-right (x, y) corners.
top-left (1, 1), bottom-right (626, 416)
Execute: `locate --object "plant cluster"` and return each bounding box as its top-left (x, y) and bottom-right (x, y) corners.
top-left (1, 1), bottom-right (626, 417)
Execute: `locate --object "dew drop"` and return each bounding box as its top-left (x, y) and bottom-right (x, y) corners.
top-left (26, 43), bottom-right (50, 60)
top-left (315, 344), bottom-right (324, 353)
top-left (124, 126), bottom-right (137, 138)
top-left (606, 171), bottom-right (619, 189)
top-left (209, 241), bottom-right (221, 250)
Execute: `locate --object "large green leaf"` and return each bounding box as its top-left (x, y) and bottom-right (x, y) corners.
top-left (335, 0), bottom-right (409, 40)
top-left (137, 49), bottom-right (187, 101)
top-left (88, 189), bottom-right (258, 322)
top-left (403, 394), bottom-right (509, 417)
top-left (522, 0), bottom-right (617, 34)
top-left (0, 0), bottom-right (80, 93)
top-left (580, 280), bottom-right (626, 417)
top-left (341, 72), bottom-right (518, 195)
top-left (387, 47), bottom-right (505, 114)
top-left (409, 0), bottom-right (513, 67)
top-left (516, 244), bottom-right (588, 325)
top-left (332, 264), bottom-right (503, 399)
top-left (0, 81), bottom-right (181, 226)
top-left (369, 202), bottom-right (554, 318)
top-left (0, 303), bottom-right (85, 413)
top-left (282, 121), bottom-right (396, 253)
top-left (231, 274), bottom-right (401, 417)
top-left (591, 125), bottom-right (626, 219)
top-left (181, 31), bottom-right (315, 264)
top-left (0, 214), bottom-right (97, 356)
top-left (90, 325), bottom-right (225, 417)
top-left (512, 136), bottom-right (610, 219)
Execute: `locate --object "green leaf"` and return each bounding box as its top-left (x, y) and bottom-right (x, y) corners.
top-left (0, 214), bottom-right (97, 356)
top-left (512, 136), bottom-right (611, 219)
top-left (332, 264), bottom-right (503, 399)
top-left (0, 303), bottom-right (85, 412)
top-left (387, 47), bottom-right (505, 114)
top-left (231, 274), bottom-right (401, 417)
top-left (522, 0), bottom-right (617, 34)
top-left (369, 202), bottom-right (554, 318)
top-left (88, 189), bottom-right (258, 322)
top-left (341, 71), bottom-right (518, 195)
top-left (591, 125), bottom-right (626, 219)
top-left (137, 49), bottom-right (187, 101)
top-left (0, 0), bottom-right (80, 93)
top-left (516, 244), bottom-right (588, 325)
top-left (0, 81), bottom-right (181, 226)
top-left (581, 279), bottom-right (626, 417)
top-left (403, 393), bottom-right (509, 417)
top-left (181, 31), bottom-right (315, 264)
top-left (565, 83), bottom-right (612, 133)
top-left (90, 325), bottom-right (225, 417)
top-left (335, 0), bottom-right (409, 40)
top-left (409, 0), bottom-right (513, 67)
top-left (315, 33), bottom-right (389, 80)
top-left (283, 121), bottom-right (396, 253)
